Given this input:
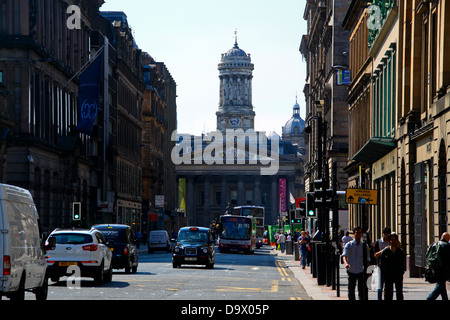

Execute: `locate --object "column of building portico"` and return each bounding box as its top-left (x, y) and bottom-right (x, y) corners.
top-left (187, 175), bottom-right (195, 226)
top-left (271, 176), bottom-right (278, 226)
top-left (221, 176), bottom-right (227, 215)
top-left (204, 175), bottom-right (210, 227)
top-left (254, 176), bottom-right (261, 206)
top-left (237, 176), bottom-right (244, 205)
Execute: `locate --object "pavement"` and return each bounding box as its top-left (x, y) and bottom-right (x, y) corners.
top-left (273, 246), bottom-right (449, 300)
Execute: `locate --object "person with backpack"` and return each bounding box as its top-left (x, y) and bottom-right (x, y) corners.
top-left (426, 232), bottom-right (450, 300)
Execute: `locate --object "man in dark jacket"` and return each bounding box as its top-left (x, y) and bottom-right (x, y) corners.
top-left (379, 233), bottom-right (405, 300)
top-left (427, 232), bottom-right (450, 300)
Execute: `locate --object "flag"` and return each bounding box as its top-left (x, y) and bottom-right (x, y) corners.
top-left (76, 52), bottom-right (103, 135)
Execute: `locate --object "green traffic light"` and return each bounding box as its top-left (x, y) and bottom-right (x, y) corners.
top-left (308, 210), bottom-right (314, 217)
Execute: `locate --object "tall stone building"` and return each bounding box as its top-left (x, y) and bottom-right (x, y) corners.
top-left (0, 0), bottom-right (105, 231)
top-left (100, 11), bottom-right (144, 229)
top-left (300, 0), bottom-right (350, 230)
top-left (141, 53), bottom-right (179, 233)
top-left (343, 0), bottom-right (450, 277)
top-left (216, 36), bottom-right (255, 133)
top-left (175, 38), bottom-right (302, 228)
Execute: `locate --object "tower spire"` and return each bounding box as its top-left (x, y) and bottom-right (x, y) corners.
top-left (234, 29), bottom-right (238, 47)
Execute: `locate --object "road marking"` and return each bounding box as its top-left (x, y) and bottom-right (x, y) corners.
top-left (215, 280), bottom-right (279, 293)
top-left (276, 261), bottom-right (291, 281)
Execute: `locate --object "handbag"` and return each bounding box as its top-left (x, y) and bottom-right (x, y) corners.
top-left (425, 267), bottom-right (437, 283)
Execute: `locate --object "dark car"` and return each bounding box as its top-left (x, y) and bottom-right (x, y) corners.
top-left (92, 224), bottom-right (138, 273)
top-left (172, 227), bottom-right (215, 269)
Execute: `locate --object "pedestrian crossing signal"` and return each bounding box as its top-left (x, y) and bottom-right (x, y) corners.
top-left (72, 202), bottom-right (81, 220)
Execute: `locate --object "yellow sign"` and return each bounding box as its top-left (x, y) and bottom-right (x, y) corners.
top-left (345, 188), bottom-right (378, 205)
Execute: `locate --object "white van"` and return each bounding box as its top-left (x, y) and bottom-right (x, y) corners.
top-left (148, 230), bottom-right (171, 253)
top-left (0, 184), bottom-right (49, 300)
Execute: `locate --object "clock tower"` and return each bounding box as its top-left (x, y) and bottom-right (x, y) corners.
top-left (216, 34), bottom-right (255, 133)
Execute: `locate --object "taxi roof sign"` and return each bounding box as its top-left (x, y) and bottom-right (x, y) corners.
top-left (345, 188), bottom-right (378, 205)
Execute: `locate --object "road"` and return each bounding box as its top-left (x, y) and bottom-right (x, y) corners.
top-left (27, 246), bottom-right (309, 301)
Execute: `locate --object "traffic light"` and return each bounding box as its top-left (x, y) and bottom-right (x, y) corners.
top-left (72, 202), bottom-right (81, 220)
top-left (306, 192), bottom-right (316, 218)
top-left (298, 200), bottom-right (306, 217)
top-left (289, 210), bottom-right (295, 224)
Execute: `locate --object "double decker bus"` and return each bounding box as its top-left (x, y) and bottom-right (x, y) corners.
top-left (217, 215), bottom-right (256, 254)
top-left (232, 206), bottom-right (264, 248)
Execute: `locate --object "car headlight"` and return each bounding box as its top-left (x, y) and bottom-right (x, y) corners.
top-left (174, 246), bottom-right (181, 253)
top-left (202, 248), bottom-right (208, 254)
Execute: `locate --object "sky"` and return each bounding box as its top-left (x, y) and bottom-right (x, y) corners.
top-left (100, 0), bottom-right (307, 136)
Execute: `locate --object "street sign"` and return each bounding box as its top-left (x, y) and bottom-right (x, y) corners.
top-left (345, 188), bottom-right (378, 205)
top-left (336, 69), bottom-right (351, 85)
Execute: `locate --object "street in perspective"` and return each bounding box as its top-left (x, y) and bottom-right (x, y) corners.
top-left (1, 0), bottom-right (450, 313)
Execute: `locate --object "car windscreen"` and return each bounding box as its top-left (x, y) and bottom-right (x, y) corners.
top-left (52, 233), bottom-right (93, 244)
top-left (96, 229), bottom-right (125, 242)
top-left (220, 221), bottom-right (252, 240)
top-left (177, 230), bottom-right (208, 243)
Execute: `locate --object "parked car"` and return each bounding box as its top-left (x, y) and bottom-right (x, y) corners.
top-left (172, 227), bottom-right (215, 268)
top-left (0, 184), bottom-right (49, 300)
top-left (92, 224), bottom-right (138, 273)
top-left (45, 228), bottom-right (113, 284)
top-left (148, 230), bottom-right (171, 253)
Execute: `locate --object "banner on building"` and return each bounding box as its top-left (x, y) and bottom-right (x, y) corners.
top-left (279, 178), bottom-right (286, 212)
top-left (178, 178), bottom-right (186, 213)
top-left (155, 195), bottom-right (164, 208)
top-left (76, 52), bottom-right (103, 136)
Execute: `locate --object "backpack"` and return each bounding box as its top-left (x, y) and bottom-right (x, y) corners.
top-left (426, 242), bottom-right (442, 270)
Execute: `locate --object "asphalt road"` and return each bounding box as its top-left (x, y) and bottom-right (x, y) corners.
top-left (23, 246), bottom-right (310, 301)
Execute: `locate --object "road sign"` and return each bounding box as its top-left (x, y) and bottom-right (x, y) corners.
top-left (345, 188), bottom-right (378, 205)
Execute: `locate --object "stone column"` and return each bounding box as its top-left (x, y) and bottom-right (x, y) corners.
top-left (187, 175), bottom-right (195, 226)
top-left (204, 175), bottom-right (210, 226)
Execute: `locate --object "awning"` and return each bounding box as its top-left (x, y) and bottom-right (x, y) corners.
top-left (351, 137), bottom-right (396, 164)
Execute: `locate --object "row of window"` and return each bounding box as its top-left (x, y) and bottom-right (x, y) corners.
top-left (198, 189), bottom-right (269, 207)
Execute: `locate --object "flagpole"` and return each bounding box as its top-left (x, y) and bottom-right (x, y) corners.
top-left (63, 45), bottom-right (105, 88)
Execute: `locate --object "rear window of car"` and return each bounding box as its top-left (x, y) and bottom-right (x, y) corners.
top-left (97, 229), bottom-right (125, 242)
top-left (53, 233), bottom-right (93, 244)
top-left (178, 230), bottom-right (208, 243)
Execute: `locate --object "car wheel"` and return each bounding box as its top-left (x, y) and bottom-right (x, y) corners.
top-left (206, 257), bottom-right (214, 269)
top-left (94, 262), bottom-right (105, 284)
top-left (132, 255), bottom-right (138, 273)
top-left (9, 274), bottom-right (25, 301)
top-left (104, 265), bottom-right (113, 283)
top-left (35, 277), bottom-right (49, 300)
top-left (125, 258), bottom-right (133, 274)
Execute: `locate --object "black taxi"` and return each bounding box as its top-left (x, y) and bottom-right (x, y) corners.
top-left (172, 226), bottom-right (215, 269)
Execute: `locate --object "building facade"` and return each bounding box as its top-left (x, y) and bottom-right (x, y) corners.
top-left (300, 0), bottom-right (350, 232)
top-left (0, 0), bottom-right (105, 231)
top-left (175, 39), bottom-right (303, 228)
top-left (101, 11), bottom-right (144, 230)
top-left (0, 2), bottom-right (177, 235)
top-left (142, 53), bottom-right (180, 233)
top-left (342, 0), bottom-right (450, 277)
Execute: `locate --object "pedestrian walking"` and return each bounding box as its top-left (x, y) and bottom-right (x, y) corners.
top-left (341, 231), bottom-right (353, 249)
top-left (298, 231), bottom-right (309, 269)
top-left (277, 231), bottom-right (286, 253)
top-left (342, 226), bottom-right (371, 300)
top-left (426, 232), bottom-right (450, 300)
top-left (374, 227), bottom-right (391, 300)
top-left (379, 233), bottom-right (405, 300)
